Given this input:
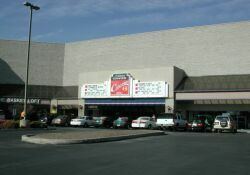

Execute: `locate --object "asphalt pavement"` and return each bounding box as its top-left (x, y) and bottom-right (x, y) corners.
top-left (1, 127), bottom-right (250, 175)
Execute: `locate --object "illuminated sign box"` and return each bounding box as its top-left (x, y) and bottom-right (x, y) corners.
top-left (81, 73), bottom-right (169, 98)
top-left (81, 81), bottom-right (108, 98)
top-left (133, 80), bottom-right (168, 98)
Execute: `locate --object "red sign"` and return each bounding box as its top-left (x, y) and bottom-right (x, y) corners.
top-left (110, 79), bottom-right (130, 96)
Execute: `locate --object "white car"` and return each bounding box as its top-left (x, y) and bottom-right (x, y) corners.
top-left (213, 114), bottom-right (237, 133)
top-left (70, 116), bottom-right (94, 127)
top-left (156, 113), bottom-right (187, 130)
top-left (131, 116), bottom-right (156, 129)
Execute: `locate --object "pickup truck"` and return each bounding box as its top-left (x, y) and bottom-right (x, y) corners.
top-left (156, 113), bottom-right (187, 131)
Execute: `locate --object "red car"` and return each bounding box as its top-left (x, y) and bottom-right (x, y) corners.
top-left (187, 115), bottom-right (213, 132)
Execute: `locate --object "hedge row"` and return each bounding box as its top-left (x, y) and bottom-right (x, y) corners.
top-left (0, 120), bottom-right (47, 129)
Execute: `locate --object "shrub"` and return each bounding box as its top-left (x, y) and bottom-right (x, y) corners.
top-left (30, 121), bottom-right (47, 128)
top-left (0, 120), bottom-right (19, 129)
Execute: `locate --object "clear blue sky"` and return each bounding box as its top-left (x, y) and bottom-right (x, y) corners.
top-left (1, 0), bottom-right (250, 43)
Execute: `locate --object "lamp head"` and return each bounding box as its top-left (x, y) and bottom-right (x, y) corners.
top-left (23, 1), bottom-right (40, 10)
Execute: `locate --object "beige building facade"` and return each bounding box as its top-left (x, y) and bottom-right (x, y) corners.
top-left (0, 21), bottom-right (250, 128)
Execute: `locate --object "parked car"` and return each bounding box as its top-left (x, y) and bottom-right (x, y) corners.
top-left (213, 113), bottom-right (237, 133)
top-left (94, 116), bottom-right (114, 128)
top-left (156, 113), bottom-right (187, 131)
top-left (70, 116), bottom-right (94, 127)
top-left (131, 116), bottom-right (156, 129)
top-left (51, 115), bottom-right (74, 127)
top-left (0, 110), bottom-right (5, 120)
top-left (113, 117), bottom-right (132, 129)
top-left (187, 114), bottom-right (213, 132)
top-left (39, 115), bottom-right (52, 125)
top-left (0, 110), bottom-right (6, 125)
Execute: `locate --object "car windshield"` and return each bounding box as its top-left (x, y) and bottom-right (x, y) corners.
top-left (157, 114), bottom-right (174, 119)
top-left (77, 116), bottom-right (86, 119)
top-left (118, 117), bottom-right (128, 120)
top-left (57, 116), bottom-right (65, 119)
top-left (139, 117), bottom-right (149, 120)
top-left (216, 116), bottom-right (229, 121)
top-left (193, 119), bottom-right (203, 123)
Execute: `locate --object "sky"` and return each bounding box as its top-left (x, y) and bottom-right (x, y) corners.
top-left (0, 0), bottom-right (250, 43)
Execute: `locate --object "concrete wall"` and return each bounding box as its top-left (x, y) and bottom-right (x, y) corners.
top-left (1, 21), bottom-right (250, 87)
top-left (0, 40), bottom-right (64, 86)
top-left (64, 21), bottom-right (250, 86)
top-left (173, 67), bottom-right (186, 89)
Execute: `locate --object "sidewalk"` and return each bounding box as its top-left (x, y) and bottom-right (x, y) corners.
top-left (22, 129), bottom-right (165, 145)
top-left (238, 129), bottom-right (250, 134)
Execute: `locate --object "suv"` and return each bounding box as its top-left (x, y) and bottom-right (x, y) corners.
top-left (156, 113), bottom-right (187, 131)
top-left (213, 113), bottom-right (237, 133)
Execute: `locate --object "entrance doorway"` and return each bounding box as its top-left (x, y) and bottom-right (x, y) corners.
top-left (85, 105), bottom-right (164, 118)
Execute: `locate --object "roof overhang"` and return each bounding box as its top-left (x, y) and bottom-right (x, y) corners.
top-left (175, 91), bottom-right (250, 100)
top-left (84, 98), bottom-right (165, 106)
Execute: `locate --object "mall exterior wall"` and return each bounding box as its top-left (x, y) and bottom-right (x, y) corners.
top-left (0, 40), bottom-right (65, 86)
top-left (64, 21), bottom-right (250, 86)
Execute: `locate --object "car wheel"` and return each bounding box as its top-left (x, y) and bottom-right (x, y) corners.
top-left (83, 123), bottom-right (88, 128)
top-left (184, 125), bottom-right (188, 131)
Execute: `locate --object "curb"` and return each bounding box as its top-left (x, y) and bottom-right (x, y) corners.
top-left (21, 131), bottom-right (165, 145)
top-left (237, 129), bottom-right (250, 134)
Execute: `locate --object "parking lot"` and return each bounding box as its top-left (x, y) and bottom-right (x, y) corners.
top-left (1, 127), bottom-right (250, 175)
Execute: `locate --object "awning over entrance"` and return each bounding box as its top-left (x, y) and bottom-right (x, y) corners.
top-left (85, 98), bottom-right (165, 106)
top-left (58, 105), bottom-right (78, 109)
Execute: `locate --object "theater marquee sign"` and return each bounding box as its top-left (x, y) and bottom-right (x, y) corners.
top-left (81, 73), bottom-right (168, 98)
top-left (110, 74), bottom-right (132, 97)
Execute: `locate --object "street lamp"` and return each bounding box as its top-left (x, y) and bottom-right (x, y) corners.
top-left (22, 1), bottom-right (40, 122)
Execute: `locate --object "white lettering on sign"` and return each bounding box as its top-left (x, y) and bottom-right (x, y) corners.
top-left (133, 80), bottom-right (168, 97)
top-left (5, 98), bottom-right (41, 104)
top-left (81, 81), bottom-right (108, 98)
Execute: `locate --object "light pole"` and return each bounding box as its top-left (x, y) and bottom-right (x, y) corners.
top-left (22, 1), bottom-right (40, 122)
